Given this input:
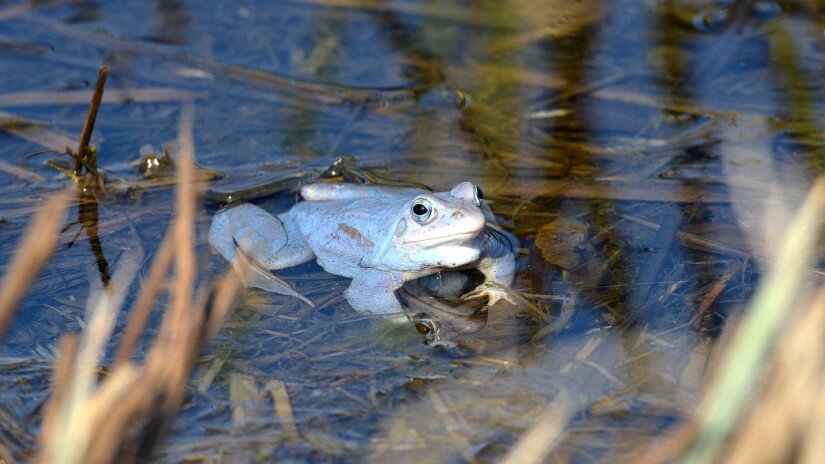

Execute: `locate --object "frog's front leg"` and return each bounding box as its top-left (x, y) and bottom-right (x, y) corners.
top-left (344, 269), bottom-right (405, 315)
top-left (463, 227), bottom-right (518, 306)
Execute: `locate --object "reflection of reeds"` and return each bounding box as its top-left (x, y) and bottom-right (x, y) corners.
top-left (0, 104), bottom-right (241, 463)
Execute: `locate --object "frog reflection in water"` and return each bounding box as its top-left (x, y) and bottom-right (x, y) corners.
top-left (208, 182), bottom-right (516, 314)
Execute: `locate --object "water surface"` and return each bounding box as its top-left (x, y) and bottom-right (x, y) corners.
top-left (0, 0), bottom-right (821, 461)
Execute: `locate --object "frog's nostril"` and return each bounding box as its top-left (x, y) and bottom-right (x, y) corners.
top-left (452, 211), bottom-right (464, 219)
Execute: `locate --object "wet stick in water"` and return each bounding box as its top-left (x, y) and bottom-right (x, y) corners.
top-left (72, 66), bottom-right (107, 177)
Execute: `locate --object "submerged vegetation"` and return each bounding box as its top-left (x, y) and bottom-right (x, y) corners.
top-left (0, 0), bottom-right (824, 462)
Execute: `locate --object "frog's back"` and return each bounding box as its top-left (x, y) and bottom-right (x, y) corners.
top-left (286, 196), bottom-right (402, 277)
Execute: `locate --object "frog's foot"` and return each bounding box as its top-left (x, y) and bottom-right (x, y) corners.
top-left (462, 282), bottom-right (517, 307)
top-left (234, 244), bottom-right (315, 307)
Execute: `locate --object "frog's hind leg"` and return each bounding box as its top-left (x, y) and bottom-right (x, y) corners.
top-left (209, 204), bottom-right (315, 305)
top-left (209, 203), bottom-right (314, 269)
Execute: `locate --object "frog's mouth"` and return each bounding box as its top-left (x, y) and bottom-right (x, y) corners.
top-left (402, 231), bottom-right (480, 246)
top-left (401, 223), bottom-right (484, 247)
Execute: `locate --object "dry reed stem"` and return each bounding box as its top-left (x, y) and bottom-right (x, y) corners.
top-left (0, 442), bottom-right (14, 464)
top-left (201, 270), bottom-right (243, 340)
top-left (28, 98), bottom-right (241, 463)
top-left (690, 264), bottom-right (739, 326)
top-left (499, 390), bottom-right (574, 464)
top-left (720, 284), bottom-right (825, 463)
top-left (43, 249), bottom-right (141, 464)
top-left (113, 237), bottom-right (175, 367)
top-left (79, 365), bottom-right (143, 464)
top-left (268, 379), bottom-right (300, 443)
top-left (0, 188), bottom-right (73, 339)
top-left (0, 88), bottom-right (197, 107)
top-left (0, 2), bottom-right (30, 21)
top-left (640, 178), bottom-right (825, 463)
top-left (36, 334), bottom-right (79, 460)
top-left (0, 110), bottom-right (79, 152)
top-left (162, 101), bottom-right (197, 409)
top-left (81, 372), bottom-right (156, 464)
top-left (426, 387), bottom-right (470, 450)
top-left (681, 178), bottom-right (825, 463)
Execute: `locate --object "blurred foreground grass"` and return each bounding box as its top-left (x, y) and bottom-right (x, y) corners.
top-left (0, 106), bottom-right (243, 463)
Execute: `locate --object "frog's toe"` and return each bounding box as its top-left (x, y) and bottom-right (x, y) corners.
top-left (461, 284), bottom-right (517, 307)
top-left (229, 242), bottom-right (313, 307)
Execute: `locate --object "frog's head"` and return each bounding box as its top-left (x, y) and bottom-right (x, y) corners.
top-left (365, 182), bottom-right (487, 271)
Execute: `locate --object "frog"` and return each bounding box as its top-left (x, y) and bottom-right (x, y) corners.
top-left (207, 181), bottom-right (517, 315)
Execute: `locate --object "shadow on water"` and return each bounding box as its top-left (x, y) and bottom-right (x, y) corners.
top-left (0, 0), bottom-right (822, 462)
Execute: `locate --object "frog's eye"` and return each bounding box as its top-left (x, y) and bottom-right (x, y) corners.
top-left (411, 198), bottom-right (433, 223)
top-left (414, 318), bottom-right (439, 344)
top-left (474, 185), bottom-right (484, 206)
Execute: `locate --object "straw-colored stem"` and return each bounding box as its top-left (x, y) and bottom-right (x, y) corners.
top-left (0, 189), bottom-right (73, 340)
top-left (113, 237), bottom-right (175, 367)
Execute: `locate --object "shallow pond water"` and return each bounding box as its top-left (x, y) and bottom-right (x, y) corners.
top-left (0, 0), bottom-right (823, 462)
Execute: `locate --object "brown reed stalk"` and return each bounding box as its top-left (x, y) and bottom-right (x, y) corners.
top-left (73, 66), bottom-right (108, 175)
top-left (0, 188), bottom-right (74, 340)
top-left (113, 237), bottom-right (174, 367)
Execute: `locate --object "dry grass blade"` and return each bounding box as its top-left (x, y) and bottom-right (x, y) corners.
top-left (268, 379), bottom-right (300, 443)
top-left (499, 390), bottom-right (573, 464)
top-left (153, 101), bottom-right (198, 409)
top-left (720, 284), bottom-right (825, 463)
top-left (0, 188), bottom-right (74, 340)
top-left (36, 334), bottom-right (79, 458)
top-left (113, 238), bottom-right (174, 367)
top-left (0, 158), bottom-right (45, 182)
top-left (40, 249), bottom-right (141, 464)
top-left (0, 88), bottom-right (197, 107)
top-left (0, 110), bottom-right (78, 152)
top-left (0, 441), bottom-right (14, 464)
top-left (681, 178), bottom-right (825, 463)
